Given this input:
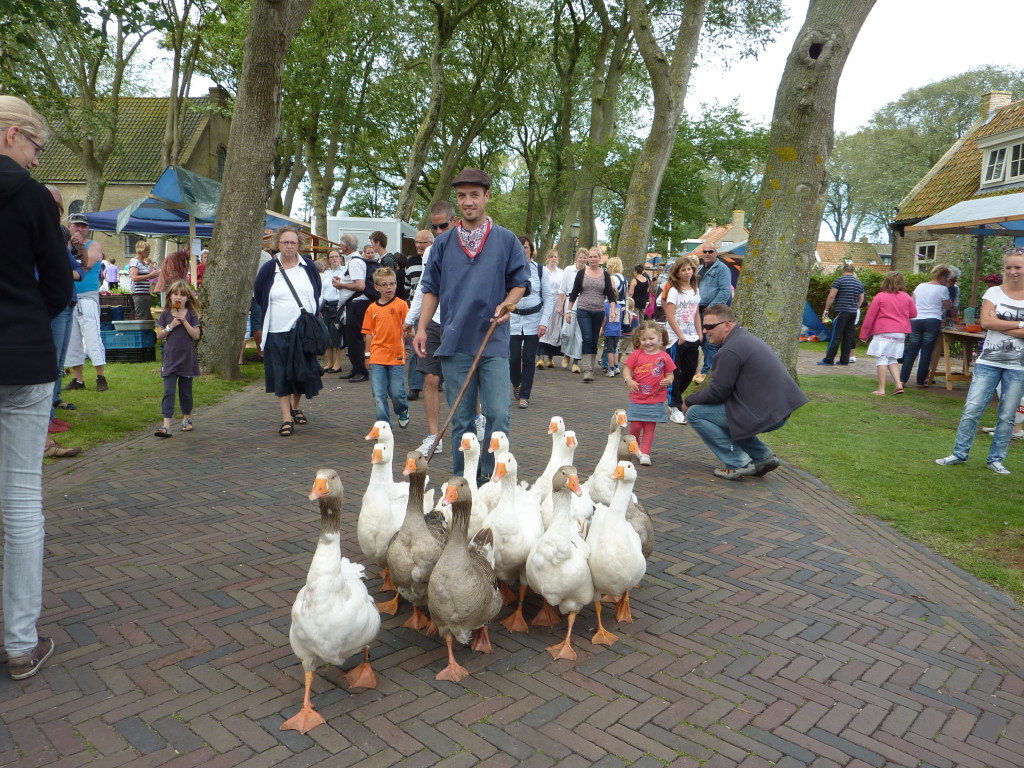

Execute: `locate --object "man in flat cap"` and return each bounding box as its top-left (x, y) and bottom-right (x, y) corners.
top-left (415, 168), bottom-right (530, 481)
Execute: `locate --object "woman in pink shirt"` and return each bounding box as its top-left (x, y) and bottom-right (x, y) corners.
top-left (859, 271), bottom-right (917, 396)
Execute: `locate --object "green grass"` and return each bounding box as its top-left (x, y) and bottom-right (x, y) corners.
top-left (51, 350), bottom-right (264, 454)
top-left (763, 375), bottom-right (1024, 600)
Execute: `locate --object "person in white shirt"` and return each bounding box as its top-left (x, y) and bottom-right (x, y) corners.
top-left (320, 248), bottom-right (347, 373)
top-left (537, 249), bottom-right (563, 368)
top-left (555, 248), bottom-right (588, 372)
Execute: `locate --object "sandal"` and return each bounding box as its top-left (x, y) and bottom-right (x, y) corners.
top-left (154, 426), bottom-right (172, 438)
top-left (893, 388), bottom-right (905, 395)
top-left (181, 419), bottom-right (193, 432)
top-left (291, 409), bottom-right (308, 425)
top-left (279, 421), bottom-right (294, 436)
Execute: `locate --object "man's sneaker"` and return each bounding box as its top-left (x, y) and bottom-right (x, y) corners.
top-left (816, 359), bottom-right (834, 366)
top-left (474, 414), bottom-right (486, 442)
top-left (66, 379), bottom-right (85, 390)
top-left (639, 454), bottom-right (651, 466)
top-left (848, 356), bottom-right (857, 363)
top-left (8, 637), bottom-right (55, 680)
top-left (417, 435), bottom-right (442, 455)
top-left (713, 463), bottom-right (757, 480)
top-left (982, 426), bottom-right (996, 434)
top-left (988, 461), bottom-right (1011, 475)
top-left (606, 368), bottom-right (616, 378)
top-left (935, 455), bottom-right (966, 466)
top-left (669, 408), bottom-right (686, 424)
top-left (95, 375), bottom-right (109, 392)
top-left (398, 413), bottom-right (410, 429)
top-left (582, 369), bottom-right (594, 382)
top-left (753, 456), bottom-right (781, 476)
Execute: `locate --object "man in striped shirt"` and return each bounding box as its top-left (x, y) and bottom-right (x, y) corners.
top-left (819, 263), bottom-right (865, 366)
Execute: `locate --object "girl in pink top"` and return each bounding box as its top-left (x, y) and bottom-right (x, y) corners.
top-left (622, 320), bottom-right (676, 465)
top-left (859, 271), bottom-right (917, 396)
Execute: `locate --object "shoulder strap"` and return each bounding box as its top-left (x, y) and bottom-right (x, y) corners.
top-left (276, 258), bottom-right (306, 311)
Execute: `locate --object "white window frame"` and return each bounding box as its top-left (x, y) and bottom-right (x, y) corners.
top-left (914, 241), bottom-right (937, 275)
top-left (978, 128), bottom-right (1024, 187)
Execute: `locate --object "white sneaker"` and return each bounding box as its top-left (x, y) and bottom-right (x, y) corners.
top-left (606, 369), bottom-right (616, 378)
top-left (935, 455), bottom-right (965, 466)
top-left (417, 435), bottom-right (442, 455)
top-left (639, 454), bottom-right (651, 466)
top-left (669, 408), bottom-right (686, 424)
top-left (988, 461), bottom-right (1011, 475)
top-left (849, 356), bottom-right (857, 363)
top-left (982, 426), bottom-right (996, 434)
top-left (475, 414), bottom-right (486, 442)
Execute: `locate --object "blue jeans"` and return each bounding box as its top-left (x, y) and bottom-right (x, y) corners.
top-left (406, 345), bottom-right (424, 392)
top-left (50, 305), bottom-right (74, 417)
top-left (576, 308), bottom-right (603, 356)
top-left (440, 354), bottom-right (510, 480)
top-left (949, 363), bottom-right (1024, 464)
top-left (1, 382), bottom-right (52, 655)
top-left (369, 364), bottom-right (408, 425)
top-left (687, 402), bottom-right (786, 469)
top-left (900, 317), bottom-right (942, 386)
top-left (699, 307), bottom-right (718, 374)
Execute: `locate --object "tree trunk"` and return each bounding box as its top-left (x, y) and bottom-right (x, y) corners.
top-left (198, 0), bottom-right (314, 378)
top-left (735, 0), bottom-right (876, 377)
top-left (617, 0), bottom-right (706, 270)
top-left (395, 47), bottom-right (445, 222)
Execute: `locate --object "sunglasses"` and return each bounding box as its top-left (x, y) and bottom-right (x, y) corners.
top-left (702, 250), bottom-right (716, 254)
top-left (703, 321), bottom-right (727, 331)
top-left (430, 221), bottom-right (451, 232)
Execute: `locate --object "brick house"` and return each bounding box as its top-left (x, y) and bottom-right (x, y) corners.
top-left (34, 87), bottom-right (231, 258)
top-left (890, 91), bottom-right (1024, 275)
top-left (680, 209), bottom-right (750, 257)
top-left (815, 240), bottom-right (891, 274)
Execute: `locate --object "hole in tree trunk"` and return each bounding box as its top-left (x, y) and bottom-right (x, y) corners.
top-left (808, 42), bottom-right (823, 59)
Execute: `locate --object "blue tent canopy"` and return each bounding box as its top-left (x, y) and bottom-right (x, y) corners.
top-left (82, 165), bottom-right (301, 237)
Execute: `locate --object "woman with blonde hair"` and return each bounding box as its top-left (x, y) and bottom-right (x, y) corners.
top-left (858, 271), bottom-right (917, 396)
top-left (0, 94), bottom-right (73, 678)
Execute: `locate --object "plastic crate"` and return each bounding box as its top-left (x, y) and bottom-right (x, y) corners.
top-left (101, 329), bottom-right (156, 349)
top-left (106, 347), bottom-right (156, 363)
top-left (100, 321), bottom-right (115, 332)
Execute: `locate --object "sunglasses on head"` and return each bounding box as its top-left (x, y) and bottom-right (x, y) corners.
top-left (430, 221), bottom-right (451, 232)
top-left (703, 321), bottom-right (727, 331)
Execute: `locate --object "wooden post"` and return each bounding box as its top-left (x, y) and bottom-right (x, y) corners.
top-left (968, 234), bottom-right (984, 313)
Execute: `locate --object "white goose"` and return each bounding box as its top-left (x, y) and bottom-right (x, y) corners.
top-left (539, 430), bottom-right (585, 529)
top-left (583, 409), bottom-right (628, 506)
top-left (282, 469), bottom-right (380, 734)
top-left (617, 435), bottom-right (654, 558)
top-left (586, 461), bottom-right (646, 647)
top-left (476, 431), bottom-right (511, 514)
top-left (358, 442), bottom-right (407, 592)
top-left (534, 417), bottom-right (567, 497)
top-left (481, 452), bottom-right (544, 633)
top-left (525, 466), bottom-right (595, 660)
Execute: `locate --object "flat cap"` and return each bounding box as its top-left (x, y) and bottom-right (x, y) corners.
top-left (451, 167), bottom-right (491, 189)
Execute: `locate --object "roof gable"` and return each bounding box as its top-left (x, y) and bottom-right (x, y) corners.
top-left (816, 241), bottom-right (889, 273)
top-left (35, 95), bottom-right (215, 184)
top-left (897, 98), bottom-right (1024, 222)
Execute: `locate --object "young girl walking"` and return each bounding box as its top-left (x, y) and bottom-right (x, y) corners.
top-left (622, 320), bottom-right (676, 466)
top-left (858, 271), bottom-right (916, 396)
top-left (154, 280), bottom-right (201, 437)
top-left (663, 255), bottom-right (702, 424)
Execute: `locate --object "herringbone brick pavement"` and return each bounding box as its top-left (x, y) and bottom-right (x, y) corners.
top-left (3, 361), bottom-right (1022, 767)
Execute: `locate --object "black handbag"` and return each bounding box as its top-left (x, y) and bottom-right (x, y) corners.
top-left (277, 258), bottom-right (329, 356)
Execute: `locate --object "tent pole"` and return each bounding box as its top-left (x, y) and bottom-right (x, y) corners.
top-left (189, 215), bottom-right (198, 286)
top-left (969, 235), bottom-right (984, 313)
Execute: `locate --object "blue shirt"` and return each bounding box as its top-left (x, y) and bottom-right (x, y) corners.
top-left (419, 223), bottom-right (530, 357)
top-left (78, 250), bottom-right (103, 293)
top-left (698, 258), bottom-right (732, 307)
top-left (831, 274), bottom-right (865, 313)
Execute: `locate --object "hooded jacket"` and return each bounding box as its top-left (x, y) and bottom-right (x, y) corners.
top-left (0, 154), bottom-right (72, 384)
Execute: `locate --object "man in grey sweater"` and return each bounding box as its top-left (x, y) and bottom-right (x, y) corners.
top-left (683, 305), bottom-right (808, 480)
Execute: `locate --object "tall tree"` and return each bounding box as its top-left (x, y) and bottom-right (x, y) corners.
top-left (735, 0), bottom-right (876, 375)
top-left (198, 0), bottom-right (314, 378)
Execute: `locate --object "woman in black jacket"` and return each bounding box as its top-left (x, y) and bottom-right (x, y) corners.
top-left (0, 95), bottom-right (73, 679)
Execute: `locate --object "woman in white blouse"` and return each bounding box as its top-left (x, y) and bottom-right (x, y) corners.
top-left (900, 264), bottom-right (952, 388)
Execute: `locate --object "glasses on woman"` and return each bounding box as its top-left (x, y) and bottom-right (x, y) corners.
top-left (21, 131), bottom-right (44, 156)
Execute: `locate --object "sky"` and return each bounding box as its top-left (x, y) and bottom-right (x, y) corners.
top-left (686, 0), bottom-right (1020, 134)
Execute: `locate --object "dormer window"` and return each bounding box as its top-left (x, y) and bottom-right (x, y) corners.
top-left (978, 128), bottom-right (1024, 187)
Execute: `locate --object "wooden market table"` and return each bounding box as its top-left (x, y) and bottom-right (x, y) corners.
top-left (929, 328), bottom-right (985, 390)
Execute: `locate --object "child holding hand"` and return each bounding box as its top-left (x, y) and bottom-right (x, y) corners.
top-left (154, 280), bottom-right (201, 437)
top-left (622, 319), bottom-right (676, 466)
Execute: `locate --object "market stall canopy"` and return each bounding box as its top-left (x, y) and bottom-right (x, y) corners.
top-left (907, 191), bottom-right (1024, 238)
top-left (81, 165), bottom-right (302, 237)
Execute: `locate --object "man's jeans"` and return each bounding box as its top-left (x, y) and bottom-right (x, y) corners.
top-left (687, 402), bottom-right (785, 469)
top-left (440, 353), bottom-right (510, 480)
top-left (50, 305), bottom-right (74, 418)
top-left (822, 310), bottom-right (858, 365)
top-left (1, 382), bottom-right (52, 655)
top-left (369, 364), bottom-right (409, 425)
top-left (900, 317), bottom-right (942, 386)
top-left (949, 363), bottom-right (1024, 464)
top-left (406, 345), bottom-right (424, 393)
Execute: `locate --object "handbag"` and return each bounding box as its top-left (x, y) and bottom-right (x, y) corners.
top-left (277, 258), bottom-right (329, 356)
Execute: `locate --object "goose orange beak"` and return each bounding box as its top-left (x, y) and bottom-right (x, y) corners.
top-left (403, 458), bottom-right (417, 475)
top-left (371, 447), bottom-right (384, 464)
top-left (492, 462), bottom-right (506, 481)
top-left (547, 420), bottom-right (559, 434)
top-left (461, 437), bottom-right (472, 451)
top-left (612, 464), bottom-right (626, 479)
top-left (443, 483), bottom-right (460, 504)
top-left (489, 436), bottom-right (501, 452)
top-left (365, 426), bottom-right (380, 440)
top-left (567, 473), bottom-right (582, 496)
top-left (566, 434), bottom-right (577, 448)
top-left (627, 439), bottom-right (640, 455)
top-left (309, 476), bottom-right (328, 500)
top-left (616, 411), bottom-right (627, 427)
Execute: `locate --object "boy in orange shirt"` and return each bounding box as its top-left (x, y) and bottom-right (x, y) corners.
top-left (361, 267), bottom-right (411, 427)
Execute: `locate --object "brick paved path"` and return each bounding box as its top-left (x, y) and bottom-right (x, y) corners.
top-left (4, 363), bottom-right (1022, 767)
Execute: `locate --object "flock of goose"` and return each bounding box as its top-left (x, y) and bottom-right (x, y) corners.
top-left (281, 411), bottom-right (654, 733)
